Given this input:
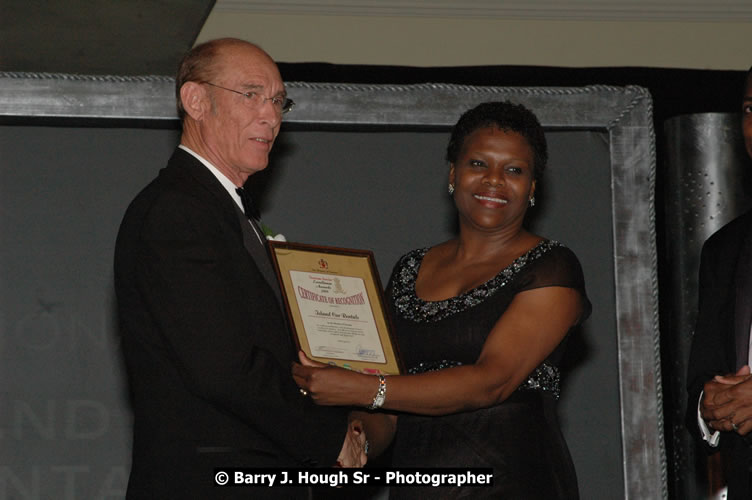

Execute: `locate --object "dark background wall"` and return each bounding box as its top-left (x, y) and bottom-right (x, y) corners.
top-left (1, 122), bottom-right (617, 498)
top-left (1, 64), bottom-right (747, 499)
top-left (0, 126), bottom-right (181, 498)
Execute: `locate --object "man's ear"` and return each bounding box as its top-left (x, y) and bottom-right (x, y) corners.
top-left (448, 164), bottom-right (456, 187)
top-left (180, 82), bottom-right (207, 121)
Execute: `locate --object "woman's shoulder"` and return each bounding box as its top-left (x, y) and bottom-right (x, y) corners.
top-left (393, 247), bottom-right (429, 269)
top-left (520, 240), bottom-right (586, 286)
top-left (539, 240), bottom-right (582, 265)
top-left (521, 240), bottom-right (591, 322)
top-left (523, 238), bottom-right (575, 259)
top-left (388, 247), bottom-right (430, 286)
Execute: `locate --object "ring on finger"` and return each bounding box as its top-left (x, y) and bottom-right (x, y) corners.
top-left (732, 422), bottom-right (739, 431)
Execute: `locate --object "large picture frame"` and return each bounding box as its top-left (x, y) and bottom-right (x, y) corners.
top-left (0, 73), bottom-right (665, 499)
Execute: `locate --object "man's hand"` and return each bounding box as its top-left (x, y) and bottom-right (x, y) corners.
top-left (702, 365), bottom-right (752, 435)
top-left (335, 419), bottom-right (367, 468)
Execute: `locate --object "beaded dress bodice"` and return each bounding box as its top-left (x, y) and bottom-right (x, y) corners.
top-left (388, 240), bottom-right (584, 399)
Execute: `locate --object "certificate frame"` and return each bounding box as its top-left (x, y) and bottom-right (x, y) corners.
top-left (268, 240), bottom-right (403, 375)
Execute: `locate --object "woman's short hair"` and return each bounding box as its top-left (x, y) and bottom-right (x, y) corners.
top-left (446, 101), bottom-right (548, 182)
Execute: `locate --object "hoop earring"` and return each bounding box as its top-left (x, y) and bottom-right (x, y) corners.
top-left (529, 197), bottom-right (536, 207)
top-left (448, 184), bottom-right (455, 195)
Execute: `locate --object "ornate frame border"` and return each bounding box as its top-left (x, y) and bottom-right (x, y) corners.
top-left (0, 72), bottom-right (665, 499)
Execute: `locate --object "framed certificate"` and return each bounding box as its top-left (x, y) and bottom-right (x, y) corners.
top-left (268, 241), bottom-right (402, 375)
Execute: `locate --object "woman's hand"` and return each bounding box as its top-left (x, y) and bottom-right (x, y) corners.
top-left (293, 351), bottom-right (376, 407)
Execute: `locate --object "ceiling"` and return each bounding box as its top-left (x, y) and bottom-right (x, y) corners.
top-left (2, 0), bottom-right (215, 76)
top-left (215, 0), bottom-right (752, 21)
top-left (3, 0), bottom-right (750, 77)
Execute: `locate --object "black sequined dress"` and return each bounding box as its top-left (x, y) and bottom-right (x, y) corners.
top-left (386, 240), bottom-right (590, 499)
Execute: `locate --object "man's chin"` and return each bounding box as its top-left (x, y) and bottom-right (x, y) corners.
top-left (242, 159), bottom-right (270, 176)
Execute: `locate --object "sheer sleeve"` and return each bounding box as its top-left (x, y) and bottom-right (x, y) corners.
top-left (516, 244), bottom-right (592, 324)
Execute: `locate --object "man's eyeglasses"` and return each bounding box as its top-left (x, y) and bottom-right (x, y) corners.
top-left (202, 82), bottom-right (295, 114)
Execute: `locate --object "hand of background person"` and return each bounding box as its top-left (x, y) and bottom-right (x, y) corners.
top-left (702, 365), bottom-right (752, 435)
top-left (713, 364), bottom-right (751, 383)
top-left (335, 418), bottom-right (368, 468)
top-left (293, 351), bottom-right (376, 407)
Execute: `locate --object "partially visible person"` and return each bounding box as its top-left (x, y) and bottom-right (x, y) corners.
top-left (687, 67), bottom-right (752, 500)
top-left (115, 38), bottom-right (366, 499)
top-left (294, 101), bottom-right (591, 498)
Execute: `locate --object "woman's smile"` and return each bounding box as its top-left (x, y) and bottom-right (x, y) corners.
top-left (473, 192), bottom-right (509, 205)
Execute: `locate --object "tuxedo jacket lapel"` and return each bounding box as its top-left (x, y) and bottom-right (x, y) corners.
top-left (734, 229), bottom-right (752, 369)
top-left (233, 205), bottom-right (282, 306)
top-left (172, 149), bottom-right (283, 307)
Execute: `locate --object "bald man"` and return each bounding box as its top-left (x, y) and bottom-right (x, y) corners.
top-left (115, 38), bottom-right (365, 499)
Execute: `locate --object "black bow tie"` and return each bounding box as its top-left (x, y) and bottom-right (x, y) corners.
top-left (236, 187), bottom-right (260, 221)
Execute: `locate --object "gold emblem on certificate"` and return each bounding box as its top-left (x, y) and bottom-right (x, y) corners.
top-left (268, 241), bottom-right (402, 375)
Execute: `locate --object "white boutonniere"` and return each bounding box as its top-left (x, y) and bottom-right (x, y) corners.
top-left (261, 223), bottom-right (286, 242)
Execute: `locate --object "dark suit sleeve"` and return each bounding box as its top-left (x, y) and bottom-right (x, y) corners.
top-left (686, 230), bottom-right (736, 450)
top-left (132, 189), bottom-right (348, 465)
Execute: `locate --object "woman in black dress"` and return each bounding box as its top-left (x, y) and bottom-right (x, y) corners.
top-left (293, 101), bottom-right (591, 499)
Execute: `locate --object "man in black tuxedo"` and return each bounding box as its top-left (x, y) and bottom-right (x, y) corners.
top-left (687, 67), bottom-right (752, 500)
top-left (115, 38), bottom-right (366, 499)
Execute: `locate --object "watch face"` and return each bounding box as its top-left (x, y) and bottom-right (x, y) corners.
top-left (368, 375), bottom-right (386, 409)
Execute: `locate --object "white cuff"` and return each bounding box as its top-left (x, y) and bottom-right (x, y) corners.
top-left (697, 390), bottom-right (721, 447)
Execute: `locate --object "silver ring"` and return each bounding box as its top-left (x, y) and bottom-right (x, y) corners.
top-left (732, 422), bottom-right (739, 431)
top-left (299, 388), bottom-right (308, 397)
